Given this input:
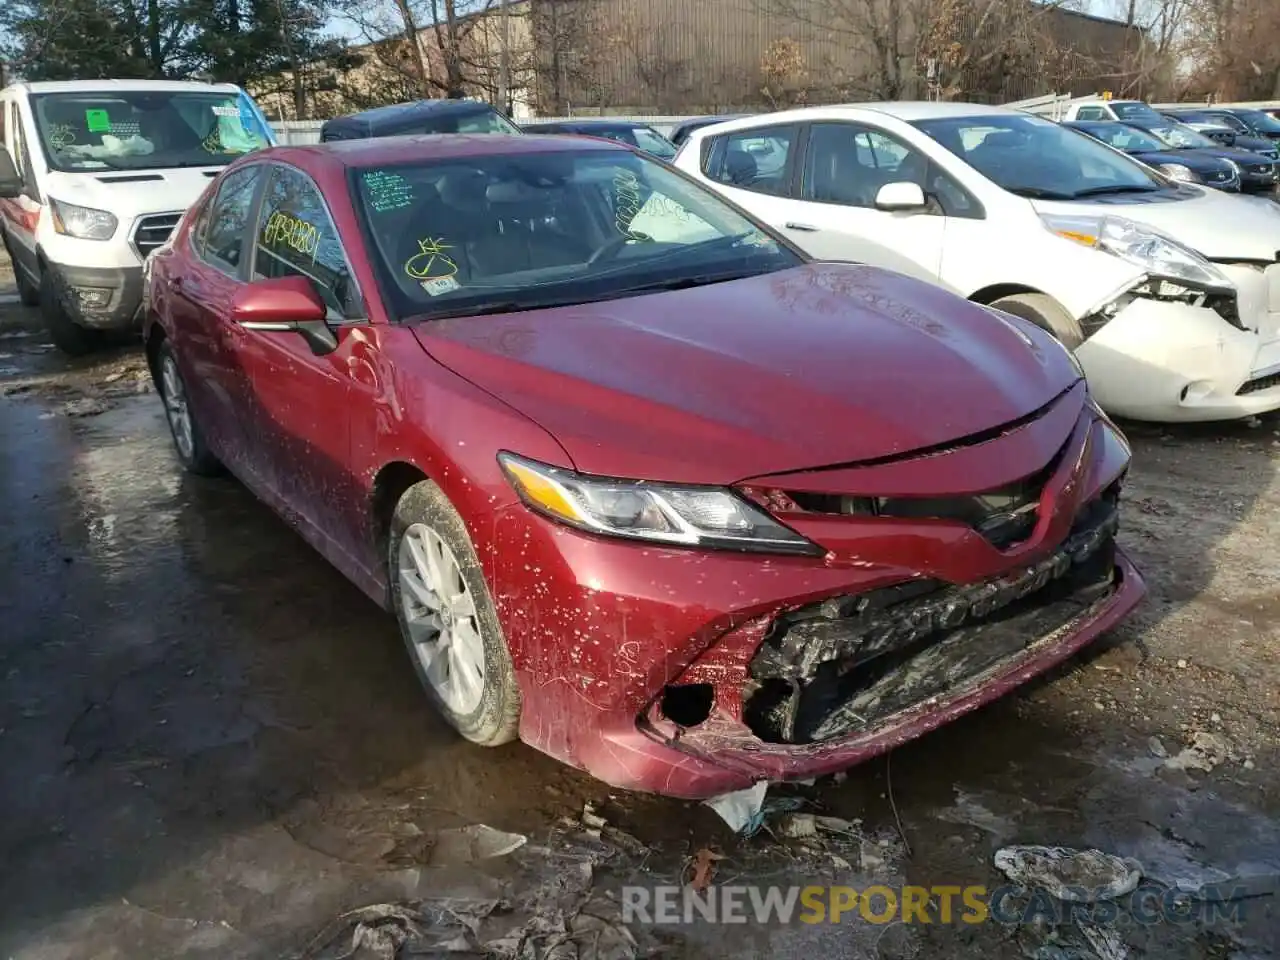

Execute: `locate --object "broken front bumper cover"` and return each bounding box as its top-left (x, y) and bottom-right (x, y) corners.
top-left (746, 493), bottom-right (1121, 744)
top-left (1078, 266), bottom-right (1280, 422)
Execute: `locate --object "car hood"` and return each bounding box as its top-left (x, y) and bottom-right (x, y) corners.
top-left (1031, 187), bottom-right (1280, 261)
top-left (43, 167), bottom-right (226, 220)
top-left (413, 263), bottom-right (1080, 484)
top-left (1132, 149), bottom-right (1228, 172)
top-left (1233, 136), bottom-right (1277, 153)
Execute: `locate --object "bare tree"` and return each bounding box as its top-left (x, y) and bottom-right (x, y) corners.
top-left (759, 37), bottom-right (811, 107)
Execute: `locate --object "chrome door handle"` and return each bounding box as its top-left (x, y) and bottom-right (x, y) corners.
top-left (785, 222), bottom-right (819, 232)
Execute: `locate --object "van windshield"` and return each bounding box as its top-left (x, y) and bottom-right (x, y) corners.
top-left (31, 90), bottom-right (274, 172)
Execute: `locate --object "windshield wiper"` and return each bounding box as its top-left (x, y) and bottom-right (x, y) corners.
top-left (600, 271), bottom-right (762, 298)
top-left (1070, 184), bottom-right (1160, 198)
top-left (1005, 187), bottom-right (1075, 199)
top-left (588, 232), bottom-right (767, 280)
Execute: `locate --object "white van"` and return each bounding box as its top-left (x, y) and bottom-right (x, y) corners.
top-left (0, 80), bottom-right (276, 354)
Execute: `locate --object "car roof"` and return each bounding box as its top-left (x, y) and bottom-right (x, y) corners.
top-left (682, 101), bottom-right (1031, 141)
top-left (9, 79), bottom-right (242, 95)
top-left (273, 132), bottom-right (632, 169)
top-left (321, 98), bottom-right (500, 135)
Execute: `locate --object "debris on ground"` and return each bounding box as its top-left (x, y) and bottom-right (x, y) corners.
top-left (301, 858), bottom-right (646, 960)
top-left (1163, 731), bottom-right (1232, 773)
top-left (994, 846), bottom-right (1143, 902)
top-left (702, 781), bottom-right (768, 833)
top-left (1079, 920), bottom-right (1129, 960)
top-left (683, 848), bottom-right (724, 893)
top-left (578, 803), bottom-right (649, 858)
top-left (428, 824), bottom-right (527, 865)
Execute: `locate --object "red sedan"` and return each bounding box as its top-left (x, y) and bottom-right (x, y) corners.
top-left (143, 134), bottom-right (1145, 799)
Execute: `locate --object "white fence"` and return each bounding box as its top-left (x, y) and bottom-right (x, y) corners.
top-left (271, 115), bottom-right (697, 144)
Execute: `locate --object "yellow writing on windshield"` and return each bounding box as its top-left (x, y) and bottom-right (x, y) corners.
top-left (262, 211), bottom-right (319, 263)
top-left (405, 238), bottom-right (458, 281)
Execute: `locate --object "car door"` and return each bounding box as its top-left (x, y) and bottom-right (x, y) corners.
top-left (165, 163), bottom-right (266, 470)
top-left (769, 122), bottom-right (957, 284)
top-left (228, 161), bottom-right (373, 565)
top-left (700, 122), bottom-right (805, 231)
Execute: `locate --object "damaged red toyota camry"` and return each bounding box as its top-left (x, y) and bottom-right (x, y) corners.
top-left (143, 134), bottom-right (1146, 799)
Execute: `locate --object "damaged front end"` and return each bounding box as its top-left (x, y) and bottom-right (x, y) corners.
top-left (627, 386), bottom-right (1144, 793)
top-left (743, 485), bottom-right (1121, 744)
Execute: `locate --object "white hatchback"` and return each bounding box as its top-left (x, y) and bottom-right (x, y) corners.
top-left (673, 102), bottom-right (1280, 423)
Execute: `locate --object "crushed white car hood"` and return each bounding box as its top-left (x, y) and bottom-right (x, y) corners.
top-left (1032, 189), bottom-right (1280, 262)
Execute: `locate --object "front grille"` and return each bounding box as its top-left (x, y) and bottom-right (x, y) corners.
top-left (131, 212), bottom-right (183, 260)
top-left (784, 443), bottom-right (1065, 549)
top-left (1245, 162), bottom-right (1276, 176)
top-left (1238, 371), bottom-right (1280, 396)
top-left (744, 486), bottom-right (1121, 744)
top-left (1206, 169), bottom-right (1233, 183)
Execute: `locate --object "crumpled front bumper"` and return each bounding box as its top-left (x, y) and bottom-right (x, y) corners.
top-left (494, 388), bottom-right (1145, 799)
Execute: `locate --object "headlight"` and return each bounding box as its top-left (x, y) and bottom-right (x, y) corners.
top-left (49, 197), bottom-right (118, 241)
top-left (499, 453), bottom-right (823, 555)
top-left (1041, 213), bottom-right (1231, 291)
top-left (1156, 162), bottom-right (1199, 182)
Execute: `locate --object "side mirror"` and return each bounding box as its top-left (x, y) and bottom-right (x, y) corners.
top-left (874, 181), bottom-right (927, 212)
top-left (230, 275), bottom-right (338, 355)
top-left (0, 149), bottom-right (23, 200)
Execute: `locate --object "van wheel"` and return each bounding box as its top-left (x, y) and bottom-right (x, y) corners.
top-left (988, 293), bottom-right (1084, 350)
top-left (389, 480), bottom-right (521, 746)
top-left (40, 268), bottom-right (103, 356)
top-left (2, 238), bottom-right (39, 306)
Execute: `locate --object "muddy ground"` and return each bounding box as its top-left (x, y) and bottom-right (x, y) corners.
top-left (1, 252), bottom-right (1277, 960)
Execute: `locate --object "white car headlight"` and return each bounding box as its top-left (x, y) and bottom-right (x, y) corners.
top-left (1041, 213), bottom-right (1231, 291)
top-left (499, 453), bottom-right (823, 555)
top-left (49, 197), bottom-right (118, 241)
top-left (1156, 162), bottom-right (1198, 182)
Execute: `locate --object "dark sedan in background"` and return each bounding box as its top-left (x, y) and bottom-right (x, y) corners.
top-left (1062, 120), bottom-right (1240, 191)
top-left (669, 114), bottom-right (748, 148)
top-left (1163, 109), bottom-right (1279, 156)
top-left (1121, 116), bottom-right (1279, 193)
top-left (519, 119), bottom-right (678, 159)
top-left (1168, 106), bottom-right (1280, 145)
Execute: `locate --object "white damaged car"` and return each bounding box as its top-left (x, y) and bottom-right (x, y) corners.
top-left (674, 102), bottom-right (1280, 422)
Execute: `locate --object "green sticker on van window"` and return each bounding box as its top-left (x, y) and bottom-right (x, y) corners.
top-left (85, 109), bottom-right (111, 133)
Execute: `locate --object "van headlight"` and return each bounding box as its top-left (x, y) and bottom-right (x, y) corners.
top-left (1041, 214), bottom-right (1231, 291)
top-left (49, 197), bottom-right (118, 241)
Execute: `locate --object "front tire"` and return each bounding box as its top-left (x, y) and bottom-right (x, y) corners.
top-left (389, 480), bottom-right (521, 746)
top-left (988, 293), bottom-right (1085, 351)
top-left (40, 267), bottom-right (103, 356)
top-left (156, 339), bottom-right (221, 476)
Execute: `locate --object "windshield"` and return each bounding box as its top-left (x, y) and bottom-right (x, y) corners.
top-left (411, 107), bottom-right (521, 136)
top-left (1142, 122), bottom-right (1217, 149)
top-left (630, 127), bottom-right (677, 159)
top-left (31, 90), bottom-right (273, 172)
top-left (353, 148), bottom-right (801, 320)
top-left (1234, 109), bottom-right (1280, 134)
top-left (1111, 102), bottom-right (1163, 121)
top-left (1077, 124), bottom-right (1167, 153)
top-left (912, 114), bottom-right (1164, 200)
